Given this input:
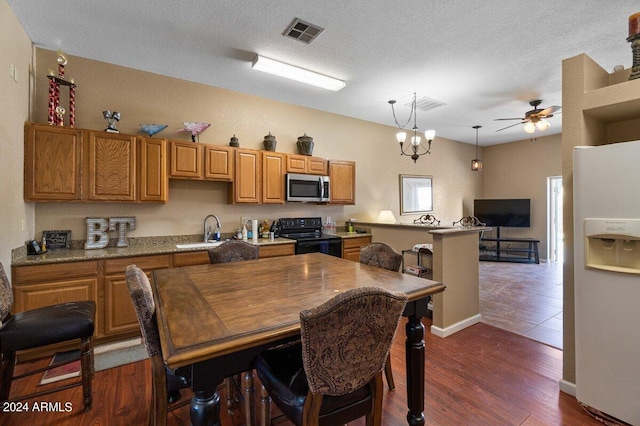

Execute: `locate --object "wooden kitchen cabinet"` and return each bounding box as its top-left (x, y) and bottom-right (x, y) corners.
top-left (262, 151), bottom-right (286, 204)
top-left (342, 236), bottom-right (372, 261)
top-left (169, 140), bottom-right (202, 178)
top-left (329, 160), bottom-right (356, 204)
top-left (205, 144), bottom-right (234, 181)
top-left (286, 154), bottom-right (328, 175)
top-left (229, 148), bottom-right (261, 203)
top-left (86, 131), bottom-right (137, 201)
top-left (138, 137), bottom-right (168, 202)
top-left (103, 254), bottom-right (171, 337)
top-left (24, 123), bottom-right (83, 201)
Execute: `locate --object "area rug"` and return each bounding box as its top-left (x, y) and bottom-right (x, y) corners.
top-left (39, 338), bottom-right (147, 385)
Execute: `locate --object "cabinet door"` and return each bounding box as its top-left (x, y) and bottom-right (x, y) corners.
top-left (262, 151), bottom-right (286, 204)
top-left (139, 137), bottom-right (168, 202)
top-left (230, 148), bottom-right (261, 203)
top-left (103, 274), bottom-right (140, 336)
top-left (87, 131), bottom-right (137, 201)
top-left (170, 140), bottom-right (203, 179)
top-left (329, 160), bottom-right (356, 204)
top-left (24, 124), bottom-right (83, 201)
top-left (286, 154), bottom-right (308, 173)
top-left (204, 145), bottom-right (234, 181)
top-left (307, 157), bottom-right (328, 175)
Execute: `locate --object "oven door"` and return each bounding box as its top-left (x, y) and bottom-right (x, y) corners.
top-left (296, 239), bottom-right (342, 258)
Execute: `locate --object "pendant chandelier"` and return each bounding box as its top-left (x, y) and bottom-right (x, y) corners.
top-left (471, 125), bottom-right (483, 171)
top-left (388, 92), bottom-right (436, 163)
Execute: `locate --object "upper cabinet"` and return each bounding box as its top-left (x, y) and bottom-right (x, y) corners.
top-left (87, 131), bottom-right (137, 201)
top-left (169, 140), bottom-right (234, 181)
top-left (138, 137), bottom-right (168, 202)
top-left (24, 124), bottom-right (83, 201)
top-left (286, 154), bottom-right (328, 175)
top-left (329, 160), bottom-right (356, 205)
top-left (169, 140), bottom-right (202, 179)
top-left (229, 148), bottom-right (261, 203)
top-left (24, 123), bottom-right (167, 203)
top-left (262, 151), bottom-right (286, 204)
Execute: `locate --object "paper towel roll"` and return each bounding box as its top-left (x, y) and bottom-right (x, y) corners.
top-left (252, 220), bottom-right (258, 241)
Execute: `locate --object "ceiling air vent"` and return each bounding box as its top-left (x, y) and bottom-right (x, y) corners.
top-left (283, 18), bottom-right (324, 44)
top-left (407, 96), bottom-right (446, 112)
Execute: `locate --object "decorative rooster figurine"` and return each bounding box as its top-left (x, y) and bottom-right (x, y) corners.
top-left (178, 122), bottom-right (210, 142)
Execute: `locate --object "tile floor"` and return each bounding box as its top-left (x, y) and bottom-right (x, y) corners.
top-left (479, 260), bottom-right (564, 349)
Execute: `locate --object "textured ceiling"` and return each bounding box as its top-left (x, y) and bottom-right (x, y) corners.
top-left (8, 1), bottom-right (637, 145)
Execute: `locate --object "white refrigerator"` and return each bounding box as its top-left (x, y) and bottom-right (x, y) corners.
top-left (573, 141), bottom-right (640, 425)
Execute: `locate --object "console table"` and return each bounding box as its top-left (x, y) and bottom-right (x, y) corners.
top-left (479, 237), bottom-right (540, 264)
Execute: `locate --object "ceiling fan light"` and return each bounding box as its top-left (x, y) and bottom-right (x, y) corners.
top-left (524, 122), bottom-right (536, 134)
top-left (536, 119), bottom-right (550, 131)
top-left (424, 129), bottom-right (436, 140)
top-left (396, 131), bottom-right (407, 143)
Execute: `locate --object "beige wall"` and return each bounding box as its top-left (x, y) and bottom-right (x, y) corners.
top-left (32, 48), bottom-right (482, 240)
top-left (481, 134), bottom-right (562, 260)
top-left (0, 0), bottom-right (34, 279)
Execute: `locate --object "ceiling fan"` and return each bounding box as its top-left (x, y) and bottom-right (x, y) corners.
top-left (494, 100), bottom-right (561, 133)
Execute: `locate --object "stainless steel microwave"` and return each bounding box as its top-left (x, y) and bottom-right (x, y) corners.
top-left (286, 173), bottom-right (330, 202)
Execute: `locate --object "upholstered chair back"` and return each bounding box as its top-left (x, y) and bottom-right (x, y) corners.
top-left (299, 286), bottom-right (407, 396)
top-left (359, 242), bottom-right (403, 272)
top-left (0, 262), bottom-right (14, 322)
top-left (208, 240), bottom-right (259, 264)
top-left (125, 265), bottom-right (161, 358)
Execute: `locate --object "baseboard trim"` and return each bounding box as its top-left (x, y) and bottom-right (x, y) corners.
top-left (559, 379), bottom-right (576, 396)
top-left (430, 314), bottom-right (482, 337)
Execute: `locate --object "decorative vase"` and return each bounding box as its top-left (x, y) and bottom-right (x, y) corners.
top-left (263, 132), bottom-right (277, 151)
top-left (296, 133), bottom-right (314, 156)
top-left (229, 134), bottom-right (239, 147)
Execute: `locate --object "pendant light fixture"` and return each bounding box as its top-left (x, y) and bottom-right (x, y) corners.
top-left (388, 92), bottom-right (436, 163)
top-left (471, 125), bottom-right (483, 171)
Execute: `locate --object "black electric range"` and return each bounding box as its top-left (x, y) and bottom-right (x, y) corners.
top-left (277, 217), bottom-right (342, 257)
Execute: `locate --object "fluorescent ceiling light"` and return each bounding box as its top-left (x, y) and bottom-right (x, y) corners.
top-left (252, 55), bottom-right (345, 91)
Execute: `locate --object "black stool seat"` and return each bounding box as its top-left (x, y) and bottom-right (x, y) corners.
top-left (0, 301), bottom-right (95, 352)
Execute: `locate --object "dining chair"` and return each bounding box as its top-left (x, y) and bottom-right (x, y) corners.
top-left (256, 286), bottom-right (407, 426)
top-left (208, 239), bottom-right (259, 421)
top-left (0, 262), bottom-right (95, 411)
top-left (358, 242), bottom-right (403, 390)
top-left (125, 265), bottom-right (191, 426)
top-left (207, 239), bottom-right (259, 264)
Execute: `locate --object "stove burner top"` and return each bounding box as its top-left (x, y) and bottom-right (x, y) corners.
top-left (277, 217), bottom-right (341, 242)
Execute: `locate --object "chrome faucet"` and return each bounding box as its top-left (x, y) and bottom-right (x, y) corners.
top-left (204, 214), bottom-right (222, 242)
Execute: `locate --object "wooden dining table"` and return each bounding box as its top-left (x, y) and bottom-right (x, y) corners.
top-left (151, 252), bottom-right (445, 426)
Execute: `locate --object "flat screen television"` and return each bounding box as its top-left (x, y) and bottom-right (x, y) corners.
top-left (473, 199), bottom-right (530, 228)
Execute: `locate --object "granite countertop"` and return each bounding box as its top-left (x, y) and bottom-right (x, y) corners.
top-left (11, 232), bottom-right (372, 267)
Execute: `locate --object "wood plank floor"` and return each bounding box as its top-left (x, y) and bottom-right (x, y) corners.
top-left (3, 317), bottom-right (599, 426)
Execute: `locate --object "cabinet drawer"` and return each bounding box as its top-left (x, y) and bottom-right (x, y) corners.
top-left (13, 261), bottom-right (99, 284)
top-left (104, 254), bottom-right (171, 274)
top-left (173, 251), bottom-right (211, 267)
top-left (259, 244), bottom-right (295, 258)
top-left (342, 236), bottom-right (371, 249)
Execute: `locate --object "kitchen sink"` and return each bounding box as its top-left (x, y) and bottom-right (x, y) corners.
top-left (175, 241), bottom-right (224, 249)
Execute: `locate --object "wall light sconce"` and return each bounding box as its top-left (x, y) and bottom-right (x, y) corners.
top-left (251, 55), bottom-right (346, 91)
top-left (471, 125), bottom-right (483, 171)
top-left (389, 92), bottom-right (436, 163)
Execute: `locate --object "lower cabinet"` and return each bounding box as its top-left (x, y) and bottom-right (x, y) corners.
top-left (342, 236), bottom-right (372, 262)
top-left (102, 255), bottom-right (171, 337)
